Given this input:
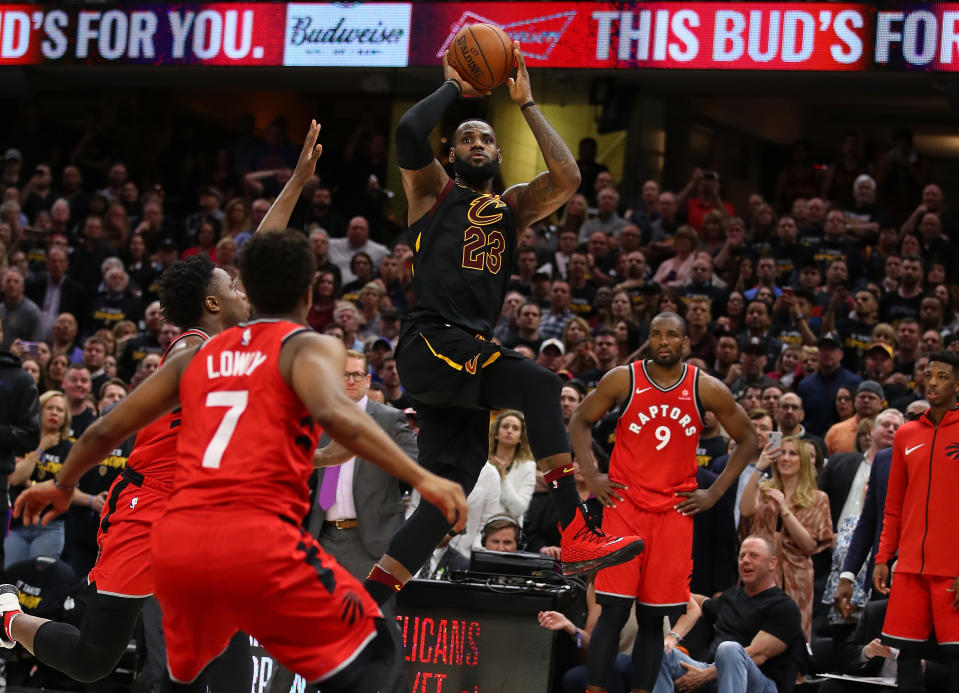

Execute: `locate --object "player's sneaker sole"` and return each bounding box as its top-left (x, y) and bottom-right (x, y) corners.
top-left (562, 537), bottom-right (644, 576)
top-left (0, 584), bottom-right (21, 648)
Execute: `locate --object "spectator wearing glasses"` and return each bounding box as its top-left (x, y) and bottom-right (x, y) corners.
top-left (307, 349), bottom-right (418, 582)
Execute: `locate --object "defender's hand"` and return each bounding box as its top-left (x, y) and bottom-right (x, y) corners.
top-left (292, 120), bottom-right (323, 184)
top-left (442, 54), bottom-right (491, 98)
top-left (674, 488), bottom-right (718, 516)
top-left (582, 470), bottom-right (626, 508)
top-left (416, 472), bottom-right (468, 533)
top-left (506, 42), bottom-right (533, 105)
top-left (14, 480), bottom-right (72, 527)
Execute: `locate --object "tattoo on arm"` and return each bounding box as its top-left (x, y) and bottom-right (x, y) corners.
top-left (525, 107), bottom-right (572, 167)
top-left (509, 105), bottom-right (579, 227)
top-left (525, 173), bottom-right (555, 201)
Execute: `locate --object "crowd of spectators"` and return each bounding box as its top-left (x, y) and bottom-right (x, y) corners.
top-left (0, 109), bottom-right (955, 690)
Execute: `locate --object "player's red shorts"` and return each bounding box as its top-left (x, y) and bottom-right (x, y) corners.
top-left (595, 501), bottom-right (692, 610)
top-left (882, 572), bottom-right (959, 648)
top-left (151, 508), bottom-right (381, 684)
top-left (88, 468), bottom-right (171, 598)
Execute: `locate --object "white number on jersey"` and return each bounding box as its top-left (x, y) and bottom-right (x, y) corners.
top-left (201, 390), bottom-right (249, 468)
top-left (654, 425), bottom-right (671, 451)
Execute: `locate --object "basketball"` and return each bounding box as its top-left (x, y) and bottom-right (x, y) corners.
top-left (445, 23), bottom-right (515, 91)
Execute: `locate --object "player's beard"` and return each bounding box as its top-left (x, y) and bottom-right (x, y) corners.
top-left (453, 154), bottom-right (499, 188)
top-left (651, 349), bottom-right (682, 368)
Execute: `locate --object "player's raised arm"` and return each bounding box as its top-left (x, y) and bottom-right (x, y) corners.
top-left (675, 374), bottom-right (758, 515)
top-left (256, 119), bottom-right (324, 234)
top-left (14, 349), bottom-right (190, 527)
top-left (502, 43), bottom-right (581, 230)
top-left (569, 366), bottom-right (631, 508)
top-left (283, 331), bottom-right (467, 531)
top-left (395, 56), bottom-right (490, 222)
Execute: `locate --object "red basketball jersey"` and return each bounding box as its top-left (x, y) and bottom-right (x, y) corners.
top-left (167, 320), bottom-right (321, 521)
top-left (125, 329), bottom-right (211, 483)
top-left (609, 361), bottom-right (704, 512)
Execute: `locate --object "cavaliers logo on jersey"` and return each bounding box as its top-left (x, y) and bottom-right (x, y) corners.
top-left (466, 195), bottom-right (507, 226)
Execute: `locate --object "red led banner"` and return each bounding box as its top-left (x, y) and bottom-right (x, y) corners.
top-left (409, 2), bottom-right (873, 70)
top-left (0, 3), bottom-right (958, 71)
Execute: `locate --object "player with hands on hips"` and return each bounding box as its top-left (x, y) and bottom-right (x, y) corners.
top-left (570, 311), bottom-right (757, 693)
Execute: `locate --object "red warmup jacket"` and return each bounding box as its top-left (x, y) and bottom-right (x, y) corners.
top-left (876, 407), bottom-right (959, 576)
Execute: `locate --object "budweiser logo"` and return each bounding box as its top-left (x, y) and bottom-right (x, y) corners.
top-left (436, 10), bottom-right (576, 61)
top-left (289, 15), bottom-right (406, 46)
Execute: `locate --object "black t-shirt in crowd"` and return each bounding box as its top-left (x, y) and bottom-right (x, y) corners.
top-left (69, 409), bottom-right (98, 439)
top-left (880, 292), bottom-right (922, 324)
top-left (388, 392), bottom-right (414, 411)
top-left (703, 584), bottom-right (803, 690)
top-left (9, 439), bottom-right (73, 531)
top-left (569, 283), bottom-right (597, 320)
top-left (577, 366), bottom-right (612, 392)
top-left (835, 318), bottom-right (876, 372)
top-left (696, 434), bottom-right (728, 468)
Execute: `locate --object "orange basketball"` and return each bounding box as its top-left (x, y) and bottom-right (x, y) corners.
top-left (445, 23), bottom-right (515, 91)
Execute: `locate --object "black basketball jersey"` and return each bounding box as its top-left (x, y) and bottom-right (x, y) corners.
top-left (407, 180), bottom-right (517, 336)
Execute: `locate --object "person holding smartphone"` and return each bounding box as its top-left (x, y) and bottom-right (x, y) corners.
top-left (739, 436), bottom-right (834, 641)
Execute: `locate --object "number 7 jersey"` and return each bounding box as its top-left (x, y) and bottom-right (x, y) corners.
top-left (169, 320), bottom-right (322, 522)
top-left (610, 361), bottom-right (705, 513)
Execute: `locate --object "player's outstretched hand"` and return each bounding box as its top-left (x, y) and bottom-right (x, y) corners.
top-left (506, 41), bottom-right (533, 105)
top-left (442, 54), bottom-right (491, 98)
top-left (583, 471), bottom-right (626, 508)
top-left (292, 119), bottom-right (323, 184)
top-left (13, 480), bottom-right (72, 527)
top-left (416, 472), bottom-right (468, 533)
top-left (674, 488), bottom-right (718, 516)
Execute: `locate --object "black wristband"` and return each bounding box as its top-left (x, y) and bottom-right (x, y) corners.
top-left (445, 79), bottom-right (463, 97)
top-left (520, 100), bottom-right (536, 111)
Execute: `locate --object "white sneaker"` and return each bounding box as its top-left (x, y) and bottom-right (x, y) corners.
top-left (0, 584), bottom-right (22, 649)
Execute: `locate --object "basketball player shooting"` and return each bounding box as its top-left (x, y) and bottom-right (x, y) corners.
top-left (362, 40), bottom-right (644, 608)
top-left (570, 312), bottom-right (758, 693)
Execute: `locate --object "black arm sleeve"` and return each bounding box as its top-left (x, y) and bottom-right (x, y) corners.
top-left (395, 80), bottom-right (460, 171)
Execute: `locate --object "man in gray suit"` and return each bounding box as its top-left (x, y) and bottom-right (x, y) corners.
top-left (307, 349), bottom-right (418, 580)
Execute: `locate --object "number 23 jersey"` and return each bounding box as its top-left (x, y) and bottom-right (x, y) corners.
top-left (407, 179), bottom-right (517, 337)
top-left (610, 361), bottom-right (705, 512)
top-left (169, 320), bottom-right (322, 522)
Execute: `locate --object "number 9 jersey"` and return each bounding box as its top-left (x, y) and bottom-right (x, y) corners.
top-left (168, 320), bottom-right (322, 522)
top-left (610, 361), bottom-right (705, 513)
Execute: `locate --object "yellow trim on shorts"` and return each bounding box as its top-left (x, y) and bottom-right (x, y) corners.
top-left (481, 351), bottom-right (501, 368)
top-left (419, 333), bottom-right (463, 371)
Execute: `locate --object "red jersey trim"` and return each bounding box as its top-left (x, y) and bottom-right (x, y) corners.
top-left (160, 329), bottom-right (211, 365)
top-left (427, 179), bottom-right (455, 218)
